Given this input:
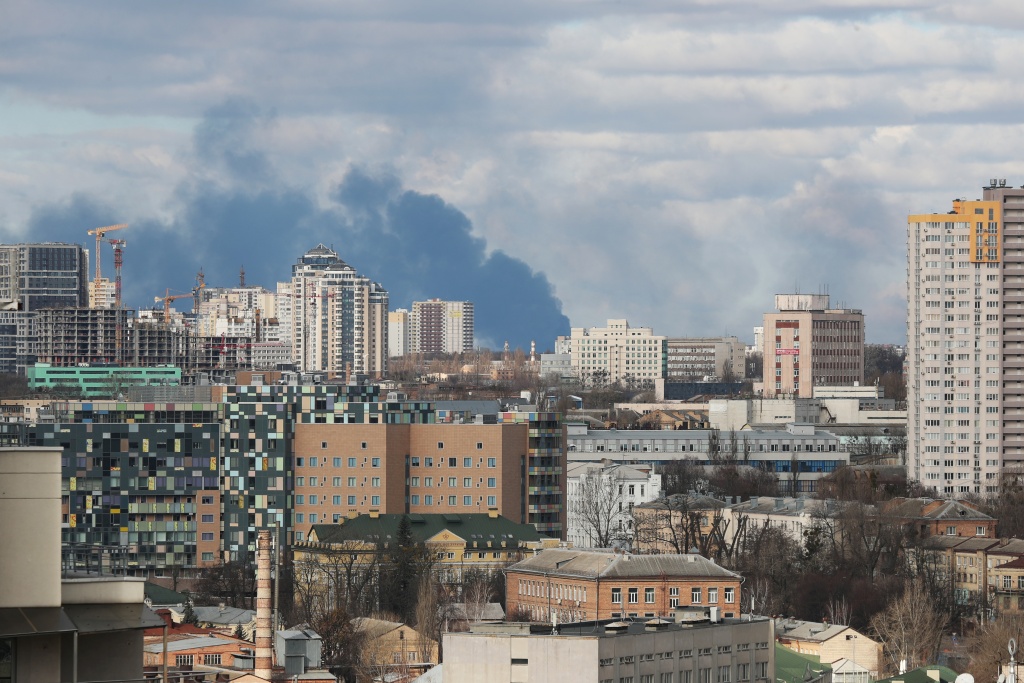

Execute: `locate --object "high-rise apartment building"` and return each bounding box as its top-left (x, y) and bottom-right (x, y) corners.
top-left (388, 308), bottom-right (410, 357)
top-left (0, 243), bottom-right (89, 311)
top-left (907, 181), bottom-right (1024, 494)
top-left (409, 299), bottom-right (474, 354)
top-left (761, 294), bottom-right (864, 397)
top-left (286, 245), bottom-right (389, 377)
top-left (564, 319), bottom-right (666, 387)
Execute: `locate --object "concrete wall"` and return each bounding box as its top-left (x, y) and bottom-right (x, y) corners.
top-left (0, 447), bottom-right (62, 609)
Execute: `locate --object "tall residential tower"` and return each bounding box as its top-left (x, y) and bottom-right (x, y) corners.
top-left (907, 180), bottom-right (1024, 494)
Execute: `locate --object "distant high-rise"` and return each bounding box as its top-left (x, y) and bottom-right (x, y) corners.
top-left (907, 181), bottom-right (1024, 495)
top-left (409, 299), bottom-right (474, 355)
top-left (286, 244), bottom-right (388, 377)
top-left (761, 294), bottom-right (864, 398)
top-left (0, 243), bottom-right (88, 311)
top-left (388, 308), bottom-right (410, 357)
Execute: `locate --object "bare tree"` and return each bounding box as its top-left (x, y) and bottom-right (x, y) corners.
top-left (870, 579), bottom-right (947, 675)
top-left (825, 596), bottom-right (852, 626)
top-left (967, 613), bottom-right (1024, 680)
top-left (571, 468), bottom-right (626, 548)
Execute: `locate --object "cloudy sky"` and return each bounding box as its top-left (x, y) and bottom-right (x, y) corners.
top-left (4, 1), bottom-right (1024, 349)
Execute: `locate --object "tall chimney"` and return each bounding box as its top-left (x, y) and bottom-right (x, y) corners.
top-left (255, 529), bottom-right (273, 679)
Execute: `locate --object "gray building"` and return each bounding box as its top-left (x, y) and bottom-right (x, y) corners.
top-left (0, 242), bottom-right (89, 311)
top-left (444, 612), bottom-right (775, 683)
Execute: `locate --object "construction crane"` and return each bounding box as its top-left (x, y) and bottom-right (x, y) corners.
top-left (154, 288), bottom-right (193, 324)
top-left (86, 223), bottom-right (128, 292)
top-left (193, 269), bottom-right (206, 315)
top-left (105, 238), bottom-right (127, 365)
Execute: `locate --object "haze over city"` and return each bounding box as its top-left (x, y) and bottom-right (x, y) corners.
top-left (8, 2), bottom-right (1024, 346)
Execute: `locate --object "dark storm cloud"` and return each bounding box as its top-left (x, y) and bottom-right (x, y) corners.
top-left (25, 107), bottom-right (569, 351)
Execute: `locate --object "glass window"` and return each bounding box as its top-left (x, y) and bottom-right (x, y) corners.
top-left (411, 457), bottom-right (420, 466)
top-left (724, 587), bottom-right (734, 603)
top-left (487, 495), bottom-right (496, 506)
top-left (348, 457), bottom-right (357, 467)
top-left (488, 477), bottom-right (496, 488)
top-left (464, 457), bottom-right (472, 467)
top-left (692, 588), bottom-right (701, 603)
top-left (463, 495), bottom-right (471, 505)
top-left (708, 588), bottom-right (718, 603)
top-left (645, 588), bottom-right (655, 603)
top-left (411, 495), bottom-right (420, 505)
top-left (372, 457), bottom-right (381, 467)
top-left (487, 457), bottom-right (496, 468)
top-left (448, 496), bottom-right (457, 505)
top-left (463, 477), bottom-right (472, 488)
top-left (333, 457), bottom-right (341, 467)
top-left (629, 588), bottom-right (638, 603)
top-left (347, 495), bottom-right (356, 505)
top-left (310, 457), bottom-right (318, 467)
top-left (371, 496), bottom-right (380, 506)
top-left (611, 588), bottom-right (621, 603)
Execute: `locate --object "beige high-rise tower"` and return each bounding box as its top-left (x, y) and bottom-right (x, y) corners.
top-left (907, 180), bottom-right (1024, 495)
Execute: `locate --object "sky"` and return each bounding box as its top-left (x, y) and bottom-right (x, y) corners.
top-left (5, 1), bottom-right (1024, 349)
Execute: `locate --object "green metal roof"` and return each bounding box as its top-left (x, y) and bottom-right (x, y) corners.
top-left (143, 581), bottom-right (188, 606)
top-left (876, 665), bottom-right (959, 683)
top-left (775, 643), bottom-right (831, 683)
top-left (308, 513), bottom-right (550, 548)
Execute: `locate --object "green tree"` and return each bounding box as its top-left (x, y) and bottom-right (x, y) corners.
top-left (380, 515), bottom-right (429, 623)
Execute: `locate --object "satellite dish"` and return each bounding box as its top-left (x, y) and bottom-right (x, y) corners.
top-left (955, 674), bottom-right (975, 683)
top-left (1011, 638), bottom-right (1018, 656)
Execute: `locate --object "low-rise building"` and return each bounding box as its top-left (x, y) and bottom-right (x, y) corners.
top-left (774, 618), bottom-right (882, 679)
top-left (506, 548), bottom-right (742, 623)
top-left (352, 617), bottom-right (438, 683)
top-left (443, 612), bottom-right (775, 683)
top-left (143, 632), bottom-right (252, 668)
top-left (566, 462), bottom-right (661, 549)
top-left (633, 494), bottom-right (728, 556)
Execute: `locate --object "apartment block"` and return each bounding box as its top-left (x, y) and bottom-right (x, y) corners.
top-left (762, 294), bottom-right (864, 398)
top-left (566, 319), bottom-right (666, 387)
top-left (388, 308), bottom-right (410, 357)
top-left (566, 462), bottom-right (661, 548)
top-left (409, 299), bottom-right (474, 354)
top-left (907, 187), bottom-right (1017, 493)
top-left (285, 244), bottom-right (389, 377)
top-left (4, 402), bottom-right (224, 573)
top-left (0, 242), bottom-right (89, 311)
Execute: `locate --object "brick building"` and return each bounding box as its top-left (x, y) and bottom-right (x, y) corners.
top-left (506, 548), bottom-right (741, 623)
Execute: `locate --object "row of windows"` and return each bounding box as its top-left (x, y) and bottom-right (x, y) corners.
top-left (412, 456), bottom-right (497, 468)
top-left (610, 586), bottom-right (735, 605)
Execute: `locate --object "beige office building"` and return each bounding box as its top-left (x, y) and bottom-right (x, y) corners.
top-left (906, 181), bottom-right (1024, 494)
top-left (761, 295), bottom-right (864, 398)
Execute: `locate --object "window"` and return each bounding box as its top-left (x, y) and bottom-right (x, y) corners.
top-left (309, 495), bottom-right (317, 504)
top-left (756, 663), bottom-right (768, 679)
top-left (411, 495), bottom-right (420, 505)
top-left (309, 476), bottom-right (318, 487)
top-left (425, 457), bottom-right (434, 467)
top-left (333, 477), bottom-right (341, 486)
top-left (310, 457), bottom-right (318, 467)
top-left (332, 495), bottom-right (341, 505)
top-left (724, 587), bottom-right (734, 603)
top-left (737, 665), bottom-right (749, 682)
top-left (464, 495), bottom-right (471, 505)
top-left (201, 496), bottom-right (214, 505)
top-left (333, 457), bottom-right (341, 467)
top-left (371, 495), bottom-right (380, 506)
top-left (449, 477), bottom-right (457, 487)
top-left (669, 587), bottom-right (679, 608)
top-left (612, 588), bottom-right (622, 603)
top-left (487, 495), bottom-right (496, 506)
top-left (464, 457), bottom-right (472, 467)
top-left (411, 457), bottom-right (420, 466)
top-left (628, 587), bottom-right (639, 604)
top-left (692, 588), bottom-right (702, 603)
top-left (348, 457), bottom-right (357, 467)
top-left (488, 477), bottom-right (496, 488)
top-left (477, 442), bottom-right (484, 450)
top-left (361, 442), bottom-right (367, 450)
top-left (977, 526), bottom-right (987, 536)
top-left (295, 457), bottom-right (303, 467)
top-left (717, 667), bottom-right (730, 683)
top-left (438, 442), bottom-right (444, 450)
top-left (295, 477), bottom-right (304, 487)
top-left (645, 587), bottom-right (655, 603)
top-left (296, 513), bottom-right (304, 523)
top-left (175, 654), bottom-right (194, 667)
top-left (708, 587), bottom-right (718, 603)
top-left (448, 496), bottom-right (457, 505)
top-left (201, 514), bottom-right (214, 523)
top-left (348, 477), bottom-right (356, 487)
top-left (372, 457), bottom-right (380, 467)
top-left (347, 495), bottom-right (356, 505)
top-left (464, 477), bottom-right (472, 488)
top-left (371, 477), bottom-right (380, 487)
top-left (487, 457), bottom-right (496, 468)
top-left (201, 532), bottom-right (214, 541)
top-left (947, 526), bottom-right (957, 536)
top-left (309, 513), bottom-right (318, 524)
top-left (202, 552), bottom-right (214, 561)
top-left (425, 495), bottom-right (433, 505)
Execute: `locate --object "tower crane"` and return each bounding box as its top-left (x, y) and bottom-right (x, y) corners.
top-left (104, 237), bottom-right (127, 365)
top-left (85, 223), bottom-right (127, 294)
top-left (154, 289), bottom-right (194, 324)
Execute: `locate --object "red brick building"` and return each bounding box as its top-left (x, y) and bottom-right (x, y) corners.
top-left (506, 548), bottom-right (742, 624)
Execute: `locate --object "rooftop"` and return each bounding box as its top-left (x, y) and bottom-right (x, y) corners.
top-left (307, 512), bottom-right (550, 547)
top-left (508, 548), bottom-right (739, 580)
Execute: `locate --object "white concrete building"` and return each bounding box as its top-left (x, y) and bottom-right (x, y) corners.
top-left (907, 185), bottom-right (1021, 494)
top-left (443, 614), bottom-right (775, 683)
top-left (567, 319), bottom-right (666, 387)
top-left (388, 308), bottom-right (410, 357)
top-left (566, 462), bottom-right (662, 548)
top-left (565, 423), bottom-right (849, 495)
top-left (539, 353), bottom-right (571, 380)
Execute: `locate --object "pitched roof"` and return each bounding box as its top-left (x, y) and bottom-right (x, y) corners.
top-left (508, 548), bottom-right (739, 580)
top-left (885, 498), bottom-right (993, 522)
top-left (875, 665), bottom-right (958, 683)
top-left (774, 618), bottom-right (866, 643)
top-left (308, 513), bottom-right (549, 548)
top-left (351, 617), bottom-right (404, 640)
top-left (775, 644), bottom-right (831, 683)
top-left (191, 606), bottom-right (255, 625)
top-left (144, 582), bottom-right (187, 606)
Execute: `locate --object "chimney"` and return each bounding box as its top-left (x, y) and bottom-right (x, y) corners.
top-left (255, 530), bottom-right (273, 680)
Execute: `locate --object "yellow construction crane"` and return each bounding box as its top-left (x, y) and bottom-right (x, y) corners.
top-left (85, 223), bottom-right (128, 285)
top-left (154, 288), bottom-right (193, 323)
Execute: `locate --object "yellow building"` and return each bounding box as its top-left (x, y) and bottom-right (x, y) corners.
top-left (351, 617), bottom-right (438, 683)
